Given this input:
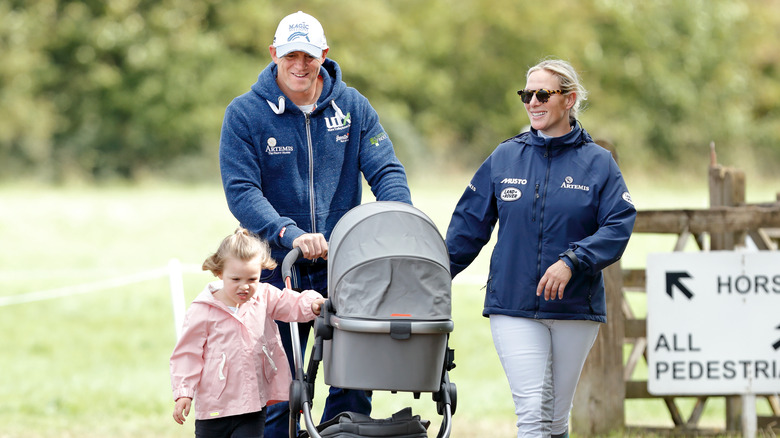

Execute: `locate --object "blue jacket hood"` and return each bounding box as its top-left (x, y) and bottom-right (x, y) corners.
top-left (524, 121), bottom-right (593, 152)
top-left (251, 58), bottom-right (347, 115)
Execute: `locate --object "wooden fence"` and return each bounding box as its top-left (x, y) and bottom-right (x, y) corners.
top-left (572, 153), bottom-right (780, 436)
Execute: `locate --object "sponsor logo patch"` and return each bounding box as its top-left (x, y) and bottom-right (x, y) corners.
top-left (369, 132), bottom-right (389, 146)
top-left (286, 22), bottom-right (310, 42)
top-left (500, 187), bottom-right (522, 201)
top-left (326, 112), bottom-right (351, 131)
top-left (622, 191), bottom-right (634, 205)
top-left (501, 178), bottom-right (528, 185)
top-left (560, 176), bottom-right (590, 192)
top-left (266, 137), bottom-right (293, 155)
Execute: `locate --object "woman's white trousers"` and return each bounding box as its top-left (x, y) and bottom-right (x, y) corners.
top-left (490, 315), bottom-right (600, 438)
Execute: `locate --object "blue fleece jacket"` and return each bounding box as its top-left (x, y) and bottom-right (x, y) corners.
top-left (446, 123), bottom-right (636, 322)
top-left (219, 59), bottom-right (411, 263)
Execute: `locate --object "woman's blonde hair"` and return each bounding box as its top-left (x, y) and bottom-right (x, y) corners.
top-left (202, 228), bottom-right (277, 276)
top-left (527, 58), bottom-right (588, 122)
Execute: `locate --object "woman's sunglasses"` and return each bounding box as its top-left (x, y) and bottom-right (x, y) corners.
top-left (517, 89), bottom-right (563, 104)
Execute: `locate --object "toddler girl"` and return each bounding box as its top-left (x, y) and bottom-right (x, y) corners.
top-left (170, 228), bottom-right (324, 437)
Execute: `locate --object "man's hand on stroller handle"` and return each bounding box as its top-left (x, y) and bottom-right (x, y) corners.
top-left (293, 233), bottom-right (328, 260)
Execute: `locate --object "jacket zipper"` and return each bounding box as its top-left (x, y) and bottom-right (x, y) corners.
top-left (532, 184), bottom-right (539, 222)
top-left (305, 113), bottom-right (317, 233)
top-left (535, 145), bottom-right (553, 314)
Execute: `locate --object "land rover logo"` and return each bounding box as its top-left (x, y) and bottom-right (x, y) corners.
top-left (500, 187), bottom-right (521, 201)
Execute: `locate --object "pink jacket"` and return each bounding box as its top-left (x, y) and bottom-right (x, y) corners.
top-left (170, 280), bottom-right (321, 420)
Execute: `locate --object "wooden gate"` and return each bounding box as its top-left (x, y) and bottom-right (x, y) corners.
top-left (572, 148), bottom-right (780, 436)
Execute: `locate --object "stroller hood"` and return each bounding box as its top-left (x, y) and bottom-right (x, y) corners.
top-left (328, 202), bottom-right (451, 320)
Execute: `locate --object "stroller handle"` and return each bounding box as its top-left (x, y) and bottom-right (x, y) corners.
top-left (281, 247), bottom-right (309, 438)
top-left (281, 247), bottom-right (304, 290)
top-left (330, 316), bottom-right (454, 334)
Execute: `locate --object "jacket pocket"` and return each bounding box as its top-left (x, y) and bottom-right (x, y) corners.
top-left (484, 274), bottom-right (503, 308)
top-left (202, 352), bottom-right (229, 400)
top-left (261, 343), bottom-right (279, 384)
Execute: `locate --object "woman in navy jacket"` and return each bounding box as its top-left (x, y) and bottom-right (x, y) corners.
top-left (446, 59), bottom-right (636, 437)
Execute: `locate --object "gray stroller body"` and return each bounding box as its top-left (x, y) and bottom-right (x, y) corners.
top-left (285, 201), bottom-right (456, 438)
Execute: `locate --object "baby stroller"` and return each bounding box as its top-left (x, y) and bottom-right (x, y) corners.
top-left (283, 201), bottom-right (457, 438)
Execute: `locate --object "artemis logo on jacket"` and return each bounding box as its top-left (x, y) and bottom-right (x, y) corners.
top-left (266, 137), bottom-right (293, 155)
top-left (560, 176), bottom-right (590, 192)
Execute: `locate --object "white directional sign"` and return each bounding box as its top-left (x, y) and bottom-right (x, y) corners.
top-left (646, 251), bottom-right (780, 395)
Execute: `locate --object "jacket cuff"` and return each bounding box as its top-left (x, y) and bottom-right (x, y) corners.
top-left (560, 249), bottom-right (579, 271)
top-left (278, 225), bottom-right (305, 250)
top-left (173, 387), bottom-right (195, 401)
top-left (301, 290), bottom-right (324, 319)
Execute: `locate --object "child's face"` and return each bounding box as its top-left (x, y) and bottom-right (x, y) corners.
top-left (217, 255), bottom-right (261, 306)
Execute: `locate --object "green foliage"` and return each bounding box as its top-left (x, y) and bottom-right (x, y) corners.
top-left (1, 0), bottom-right (779, 182)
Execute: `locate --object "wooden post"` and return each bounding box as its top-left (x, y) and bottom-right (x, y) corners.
top-left (571, 262), bottom-right (626, 436)
top-left (709, 142), bottom-right (746, 250)
top-left (708, 142), bottom-right (747, 432)
top-left (571, 137), bottom-right (625, 436)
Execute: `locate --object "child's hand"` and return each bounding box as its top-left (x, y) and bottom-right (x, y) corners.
top-left (173, 397), bottom-right (192, 425)
top-left (312, 298), bottom-right (326, 315)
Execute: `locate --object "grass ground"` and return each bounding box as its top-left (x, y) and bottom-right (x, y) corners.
top-left (0, 171), bottom-right (777, 437)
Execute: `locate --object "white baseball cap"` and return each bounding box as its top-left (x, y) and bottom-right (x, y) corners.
top-left (272, 11), bottom-right (328, 58)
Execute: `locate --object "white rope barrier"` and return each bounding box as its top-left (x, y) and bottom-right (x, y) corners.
top-left (0, 260), bottom-right (203, 340)
top-left (0, 266), bottom-right (171, 307)
top-left (0, 265), bottom-right (483, 307)
top-left (168, 259), bottom-right (186, 340)
top-left (0, 260), bottom-right (485, 340)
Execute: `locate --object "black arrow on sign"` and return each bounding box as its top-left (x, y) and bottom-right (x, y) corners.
top-left (666, 271), bottom-right (693, 299)
top-left (773, 324), bottom-right (780, 351)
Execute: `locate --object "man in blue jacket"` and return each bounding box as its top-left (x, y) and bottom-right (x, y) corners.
top-left (219, 11), bottom-right (412, 437)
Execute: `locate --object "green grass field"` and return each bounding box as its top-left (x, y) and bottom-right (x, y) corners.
top-left (1, 173), bottom-right (777, 437)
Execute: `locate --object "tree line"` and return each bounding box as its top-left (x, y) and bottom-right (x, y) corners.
top-left (1, 0), bottom-right (778, 182)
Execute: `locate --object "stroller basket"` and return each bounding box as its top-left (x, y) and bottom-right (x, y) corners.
top-left (324, 316), bottom-right (454, 392)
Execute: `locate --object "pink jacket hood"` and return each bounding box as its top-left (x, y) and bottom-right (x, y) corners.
top-left (170, 280), bottom-right (321, 420)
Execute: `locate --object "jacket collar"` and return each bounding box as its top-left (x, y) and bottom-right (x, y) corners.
top-left (525, 120), bottom-right (593, 155)
top-left (193, 280), bottom-right (256, 318)
top-left (253, 58), bottom-right (345, 115)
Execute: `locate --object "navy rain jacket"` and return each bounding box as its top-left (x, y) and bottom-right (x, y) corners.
top-left (446, 123), bottom-right (636, 322)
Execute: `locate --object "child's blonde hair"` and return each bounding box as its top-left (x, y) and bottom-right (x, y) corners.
top-left (202, 228), bottom-right (277, 275)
